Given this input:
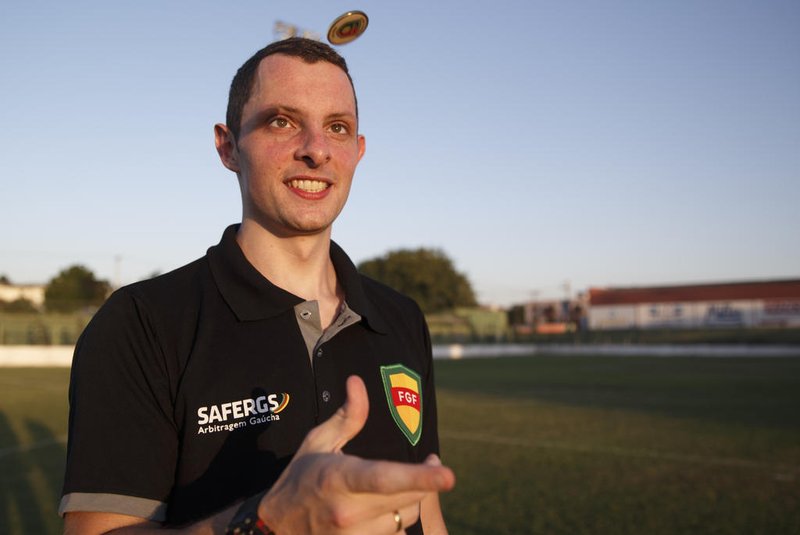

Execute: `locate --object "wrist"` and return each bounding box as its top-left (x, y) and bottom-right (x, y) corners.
top-left (226, 491), bottom-right (275, 535)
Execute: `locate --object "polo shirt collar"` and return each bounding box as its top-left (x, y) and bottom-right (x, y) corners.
top-left (329, 239), bottom-right (388, 334)
top-left (208, 225), bottom-right (388, 334)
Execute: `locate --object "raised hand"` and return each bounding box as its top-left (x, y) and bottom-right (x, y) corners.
top-left (258, 375), bottom-right (455, 534)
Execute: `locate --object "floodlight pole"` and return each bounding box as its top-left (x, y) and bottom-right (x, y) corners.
top-left (273, 21), bottom-right (320, 42)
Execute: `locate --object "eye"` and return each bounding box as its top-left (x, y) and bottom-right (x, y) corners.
top-left (329, 122), bottom-right (350, 135)
top-left (269, 117), bottom-right (291, 129)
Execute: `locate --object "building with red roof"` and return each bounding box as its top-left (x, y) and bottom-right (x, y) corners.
top-left (588, 279), bottom-right (800, 330)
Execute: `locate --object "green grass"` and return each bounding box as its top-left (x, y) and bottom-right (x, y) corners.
top-left (1, 357), bottom-right (799, 534)
top-left (0, 368), bottom-right (70, 535)
top-left (435, 356), bottom-right (800, 535)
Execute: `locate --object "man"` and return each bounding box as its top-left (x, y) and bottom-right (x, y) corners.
top-left (60, 37), bottom-right (455, 534)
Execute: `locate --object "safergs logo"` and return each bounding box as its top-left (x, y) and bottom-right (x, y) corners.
top-left (196, 392), bottom-right (290, 435)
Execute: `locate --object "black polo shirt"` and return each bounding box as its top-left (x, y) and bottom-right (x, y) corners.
top-left (60, 225), bottom-right (439, 534)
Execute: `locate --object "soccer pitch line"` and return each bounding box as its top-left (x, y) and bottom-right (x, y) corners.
top-left (440, 429), bottom-right (799, 480)
top-left (0, 435), bottom-right (67, 460)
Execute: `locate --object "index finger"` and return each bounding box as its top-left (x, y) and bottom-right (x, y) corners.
top-left (341, 457), bottom-right (456, 495)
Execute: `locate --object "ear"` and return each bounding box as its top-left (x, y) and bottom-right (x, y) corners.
top-left (356, 134), bottom-right (366, 163)
top-left (214, 123), bottom-right (240, 173)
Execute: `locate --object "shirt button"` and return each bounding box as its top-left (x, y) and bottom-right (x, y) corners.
top-left (316, 348), bottom-right (323, 357)
top-left (300, 310), bottom-right (312, 320)
top-left (322, 390), bottom-right (331, 403)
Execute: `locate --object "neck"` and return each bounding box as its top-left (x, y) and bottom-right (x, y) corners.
top-left (236, 220), bottom-right (343, 327)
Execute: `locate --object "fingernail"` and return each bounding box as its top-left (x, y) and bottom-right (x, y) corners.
top-left (425, 454), bottom-right (442, 466)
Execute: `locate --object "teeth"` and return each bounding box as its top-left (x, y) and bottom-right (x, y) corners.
top-left (290, 179), bottom-right (328, 193)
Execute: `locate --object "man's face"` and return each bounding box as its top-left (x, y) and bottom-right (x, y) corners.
top-left (218, 54), bottom-right (365, 238)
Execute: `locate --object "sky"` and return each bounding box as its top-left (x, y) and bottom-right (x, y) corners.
top-left (1, 0), bottom-right (798, 307)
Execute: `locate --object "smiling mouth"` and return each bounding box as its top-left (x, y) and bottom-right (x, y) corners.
top-left (288, 179), bottom-right (330, 193)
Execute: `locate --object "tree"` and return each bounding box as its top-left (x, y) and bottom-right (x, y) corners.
top-left (358, 248), bottom-right (477, 313)
top-left (0, 298), bottom-right (39, 314)
top-left (45, 265), bottom-right (111, 313)
top-left (0, 274), bottom-right (10, 284)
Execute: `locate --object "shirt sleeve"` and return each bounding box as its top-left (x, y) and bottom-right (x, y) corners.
top-left (418, 315), bottom-right (441, 461)
top-left (60, 288), bottom-right (178, 520)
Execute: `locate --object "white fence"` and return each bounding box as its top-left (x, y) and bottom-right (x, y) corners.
top-left (3, 344), bottom-right (799, 367)
top-left (0, 346), bottom-right (74, 366)
top-left (433, 343), bottom-right (800, 359)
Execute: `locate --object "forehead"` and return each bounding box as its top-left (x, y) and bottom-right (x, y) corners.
top-left (246, 54), bottom-right (357, 116)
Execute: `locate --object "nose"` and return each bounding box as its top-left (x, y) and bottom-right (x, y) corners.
top-left (294, 127), bottom-right (331, 168)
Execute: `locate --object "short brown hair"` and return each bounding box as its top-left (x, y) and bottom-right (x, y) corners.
top-left (225, 37), bottom-right (357, 140)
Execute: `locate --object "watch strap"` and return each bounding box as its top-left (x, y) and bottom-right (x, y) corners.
top-left (225, 491), bottom-right (275, 535)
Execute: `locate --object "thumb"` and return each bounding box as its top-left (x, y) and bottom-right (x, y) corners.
top-left (297, 375), bottom-right (369, 454)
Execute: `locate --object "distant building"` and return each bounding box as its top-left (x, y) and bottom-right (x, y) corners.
top-left (507, 295), bottom-right (589, 334)
top-left (588, 279), bottom-right (800, 330)
top-left (0, 283), bottom-right (45, 308)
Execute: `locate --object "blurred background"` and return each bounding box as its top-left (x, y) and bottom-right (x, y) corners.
top-left (1, 1), bottom-right (799, 534)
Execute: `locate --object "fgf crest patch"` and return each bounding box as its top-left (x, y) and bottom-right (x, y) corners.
top-left (380, 364), bottom-right (422, 445)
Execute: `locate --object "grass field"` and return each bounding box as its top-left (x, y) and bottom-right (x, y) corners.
top-left (435, 356), bottom-right (800, 535)
top-left (1, 356), bottom-right (799, 534)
